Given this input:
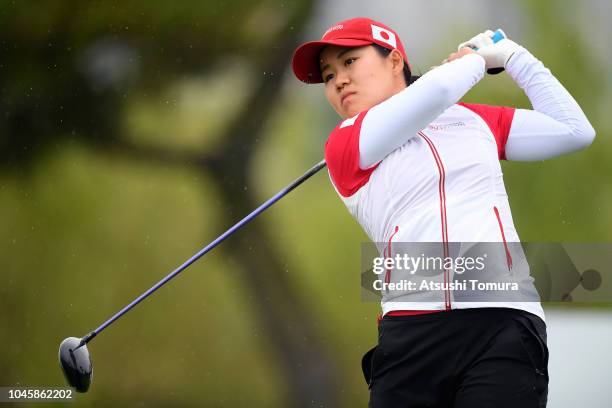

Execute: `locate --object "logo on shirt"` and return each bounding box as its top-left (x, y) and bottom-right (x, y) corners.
top-left (427, 121), bottom-right (466, 131)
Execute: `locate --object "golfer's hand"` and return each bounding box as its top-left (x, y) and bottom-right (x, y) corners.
top-left (458, 30), bottom-right (495, 52)
top-left (441, 47), bottom-right (478, 64)
top-left (459, 29), bottom-right (520, 72)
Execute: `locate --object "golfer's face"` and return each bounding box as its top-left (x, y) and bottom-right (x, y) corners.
top-left (320, 45), bottom-right (397, 119)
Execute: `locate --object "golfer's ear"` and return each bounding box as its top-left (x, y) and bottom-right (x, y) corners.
top-left (390, 49), bottom-right (404, 76)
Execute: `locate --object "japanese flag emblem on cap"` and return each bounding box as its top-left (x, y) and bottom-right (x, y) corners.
top-left (371, 24), bottom-right (397, 49)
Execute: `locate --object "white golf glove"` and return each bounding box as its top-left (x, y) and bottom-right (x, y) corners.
top-left (458, 29), bottom-right (520, 74)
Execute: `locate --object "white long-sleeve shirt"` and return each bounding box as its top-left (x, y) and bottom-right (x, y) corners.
top-left (324, 48), bottom-right (595, 320)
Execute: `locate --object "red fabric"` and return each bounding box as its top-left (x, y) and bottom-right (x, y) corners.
top-left (459, 103), bottom-right (516, 160)
top-left (386, 310), bottom-right (446, 316)
top-left (324, 111), bottom-right (379, 197)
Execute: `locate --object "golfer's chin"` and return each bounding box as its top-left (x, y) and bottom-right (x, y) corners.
top-left (339, 104), bottom-right (362, 120)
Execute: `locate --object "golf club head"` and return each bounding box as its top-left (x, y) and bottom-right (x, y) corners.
top-left (59, 337), bottom-right (93, 393)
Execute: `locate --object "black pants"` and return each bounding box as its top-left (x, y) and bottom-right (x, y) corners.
top-left (362, 308), bottom-right (548, 408)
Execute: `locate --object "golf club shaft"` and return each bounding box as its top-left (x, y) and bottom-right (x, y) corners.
top-left (78, 159), bottom-right (327, 347)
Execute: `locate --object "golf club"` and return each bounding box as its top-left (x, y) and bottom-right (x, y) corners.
top-left (59, 159), bottom-right (327, 393)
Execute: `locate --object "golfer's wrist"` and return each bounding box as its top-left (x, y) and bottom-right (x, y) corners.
top-left (442, 52), bottom-right (485, 71)
top-left (460, 53), bottom-right (486, 75)
top-left (504, 45), bottom-right (528, 70)
top-left (504, 46), bottom-right (544, 85)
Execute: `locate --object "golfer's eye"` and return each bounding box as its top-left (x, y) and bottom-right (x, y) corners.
top-left (345, 57), bottom-right (357, 66)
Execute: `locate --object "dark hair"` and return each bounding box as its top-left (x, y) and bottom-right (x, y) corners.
top-left (371, 43), bottom-right (420, 87)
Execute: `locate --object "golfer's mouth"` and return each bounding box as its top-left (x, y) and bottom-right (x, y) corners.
top-left (341, 92), bottom-right (357, 105)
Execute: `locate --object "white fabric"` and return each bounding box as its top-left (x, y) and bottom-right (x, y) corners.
top-left (504, 48), bottom-right (596, 160)
top-left (359, 54), bottom-right (485, 169)
top-left (330, 46), bottom-right (594, 321)
top-left (359, 47), bottom-right (595, 166)
top-left (335, 102), bottom-right (547, 319)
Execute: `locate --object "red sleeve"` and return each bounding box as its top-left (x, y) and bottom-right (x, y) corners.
top-left (458, 102), bottom-right (516, 160)
top-left (324, 111), bottom-right (379, 197)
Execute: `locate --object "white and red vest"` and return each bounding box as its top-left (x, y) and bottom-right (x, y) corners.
top-left (325, 102), bottom-right (544, 320)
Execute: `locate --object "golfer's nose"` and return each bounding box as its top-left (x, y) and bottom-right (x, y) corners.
top-left (334, 70), bottom-right (350, 91)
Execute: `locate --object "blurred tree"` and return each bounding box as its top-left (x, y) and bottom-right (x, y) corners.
top-left (0, 0), bottom-right (305, 165)
top-left (1, 1), bottom-right (343, 405)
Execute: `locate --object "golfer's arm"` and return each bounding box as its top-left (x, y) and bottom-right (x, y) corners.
top-left (359, 54), bottom-right (485, 169)
top-left (504, 47), bottom-right (596, 161)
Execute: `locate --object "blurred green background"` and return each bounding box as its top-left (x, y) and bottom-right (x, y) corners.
top-left (1, 0), bottom-right (610, 406)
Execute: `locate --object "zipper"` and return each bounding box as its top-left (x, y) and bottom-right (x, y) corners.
top-left (493, 206), bottom-right (513, 271)
top-left (418, 131), bottom-right (451, 310)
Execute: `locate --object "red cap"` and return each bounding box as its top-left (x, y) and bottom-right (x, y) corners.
top-left (292, 17), bottom-right (410, 84)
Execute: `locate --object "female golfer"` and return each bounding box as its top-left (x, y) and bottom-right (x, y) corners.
top-left (292, 17), bottom-right (595, 407)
